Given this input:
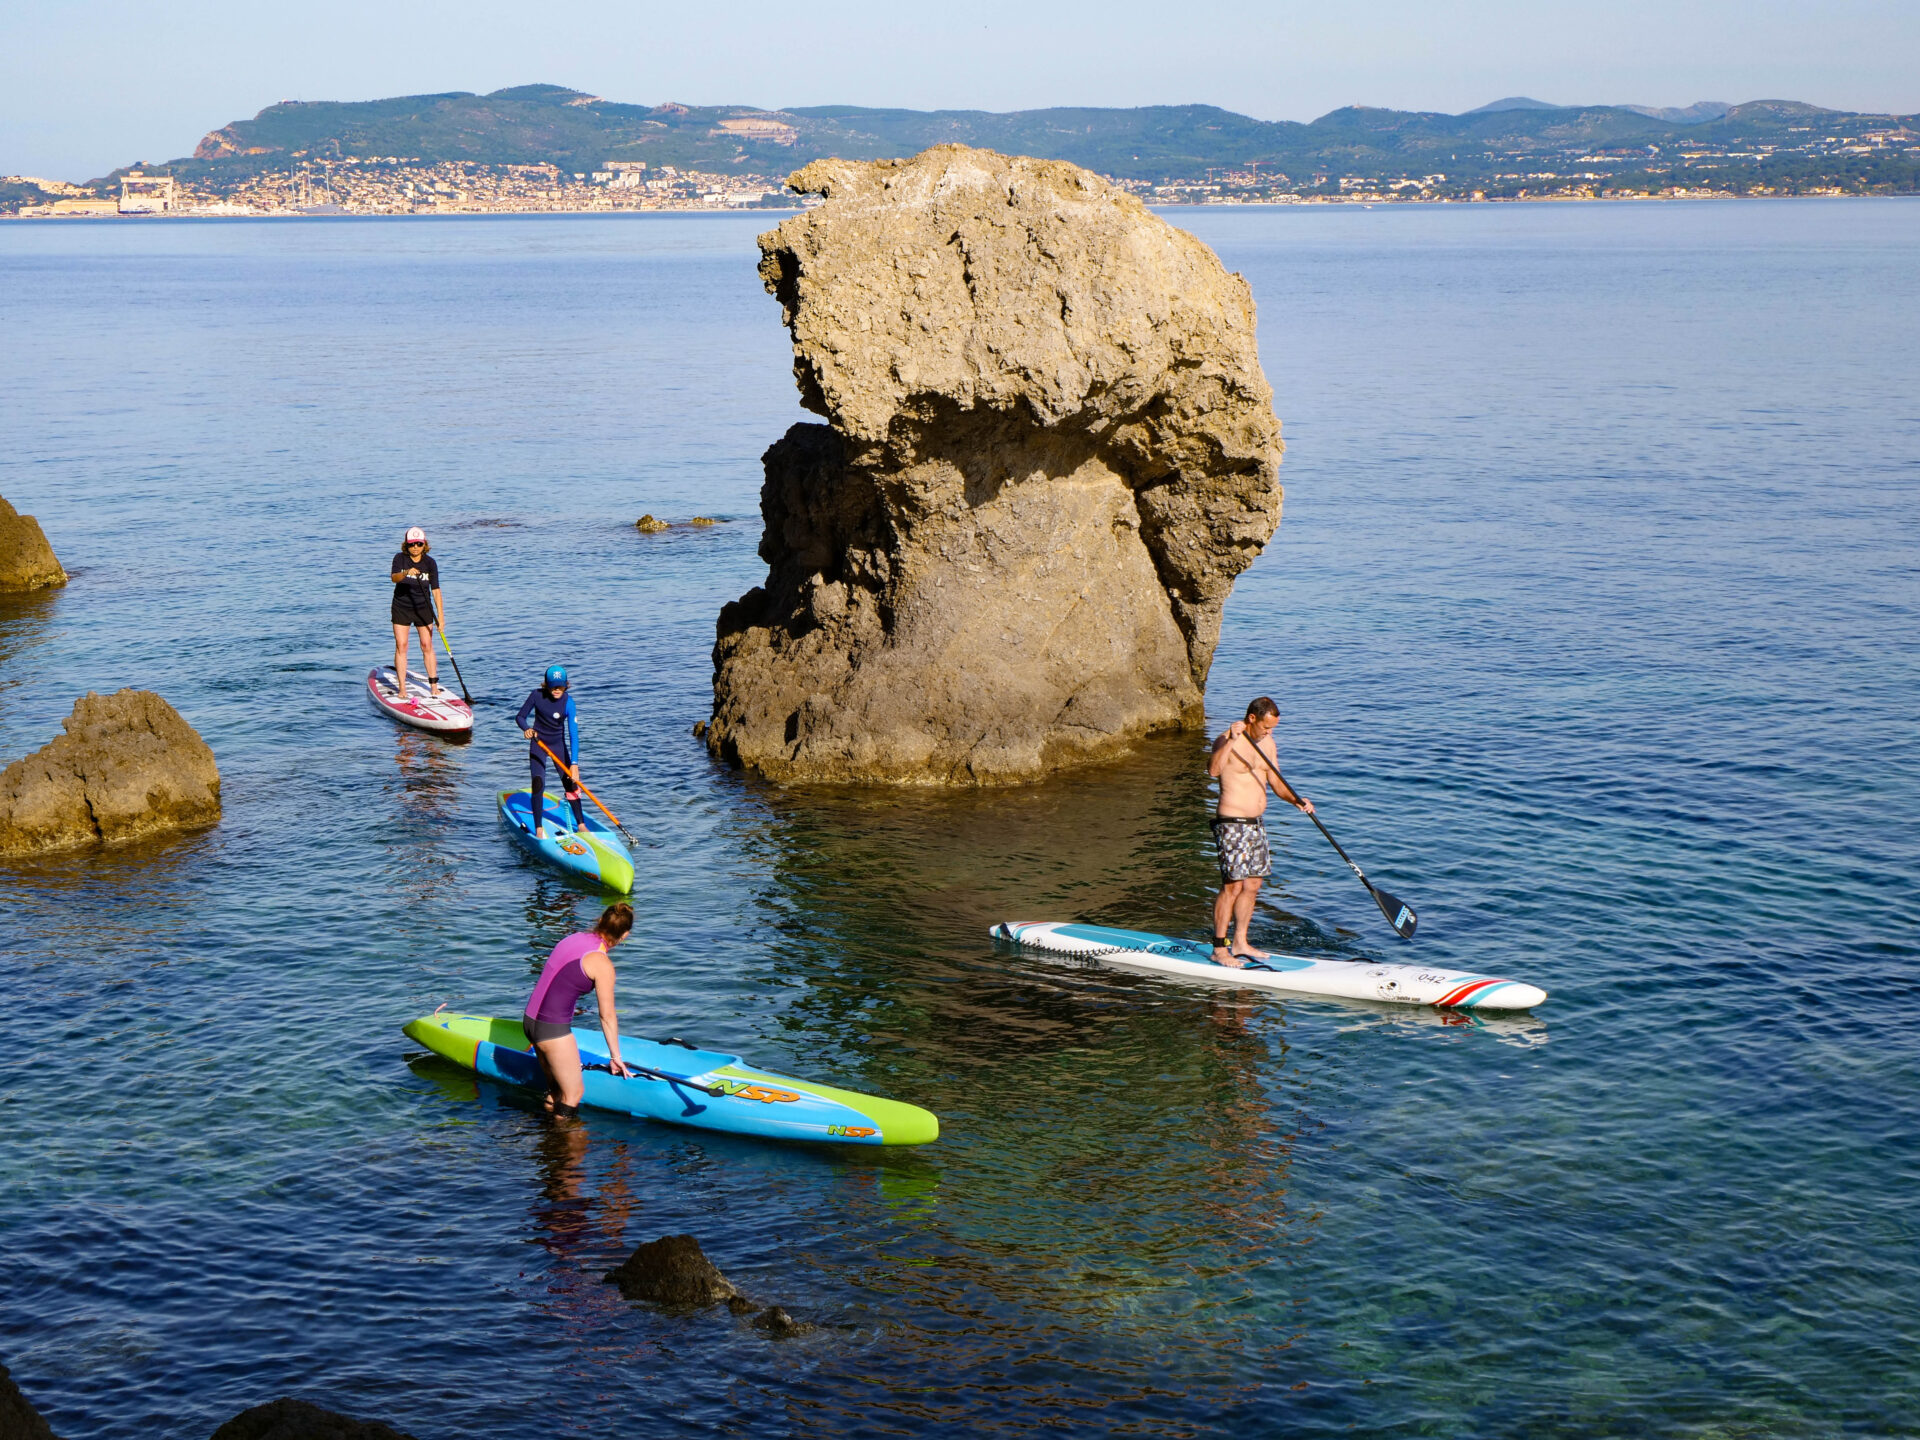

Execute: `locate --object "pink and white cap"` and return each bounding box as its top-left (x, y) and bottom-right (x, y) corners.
top-left (404, 526), bottom-right (427, 544)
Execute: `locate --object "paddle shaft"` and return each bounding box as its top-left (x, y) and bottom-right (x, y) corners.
top-left (429, 602), bottom-right (474, 706)
top-left (585, 1059), bottom-right (726, 1096)
top-left (1232, 735), bottom-right (1417, 938)
top-left (527, 733), bottom-right (644, 850)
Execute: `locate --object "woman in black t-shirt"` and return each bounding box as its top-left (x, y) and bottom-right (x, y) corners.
top-left (388, 525), bottom-right (446, 701)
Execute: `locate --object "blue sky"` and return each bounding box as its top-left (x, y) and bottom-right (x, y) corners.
top-left (4, 0), bottom-right (1916, 179)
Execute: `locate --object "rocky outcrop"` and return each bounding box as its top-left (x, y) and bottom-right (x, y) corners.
top-left (1, 1358), bottom-right (61, 1440)
top-left (604, 1234), bottom-right (741, 1306)
top-left (208, 1398), bottom-right (417, 1440)
top-left (0, 495), bottom-right (66, 592)
top-left (604, 1234), bottom-right (812, 1334)
top-left (0, 690), bottom-right (220, 856)
top-left (706, 145), bottom-right (1283, 785)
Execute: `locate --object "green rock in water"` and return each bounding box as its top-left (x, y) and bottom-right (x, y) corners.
top-left (635, 514), bottom-right (669, 533)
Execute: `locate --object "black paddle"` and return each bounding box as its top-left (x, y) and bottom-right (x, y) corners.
top-left (585, 1059), bottom-right (727, 1097)
top-left (1235, 736), bottom-right (1418, 939)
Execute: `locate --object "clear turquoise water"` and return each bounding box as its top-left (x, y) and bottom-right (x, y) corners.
top-left (1, 202), bottom-right (1915, 1439)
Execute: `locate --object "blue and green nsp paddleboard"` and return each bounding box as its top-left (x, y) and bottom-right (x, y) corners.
top-left (403, 1013), bottom-right (939, 1146)
top-left (497, 788), bottom-right (634, 894)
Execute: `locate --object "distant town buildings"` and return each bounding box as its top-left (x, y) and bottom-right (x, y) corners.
top-left (119, 171), bottom-right (174, 213)
top-left (6, 114), bottom-right (1917, 220)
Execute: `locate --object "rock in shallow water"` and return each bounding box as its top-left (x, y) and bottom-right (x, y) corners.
top-left (1, 1357), bottom-right (61, 1439)
top-left (707, 145), bottom-right (1284, 786)
top-left (752, 1305), bottom-right (813, 1338)
top-left (0, 495), bottom-right (66, 592)
top-left (603, 1233), bottom-right (741, 1306)
top-left (208, 1397), bottom-right (417, 1440)
top-left (0, 689), bottom-right (221, 856)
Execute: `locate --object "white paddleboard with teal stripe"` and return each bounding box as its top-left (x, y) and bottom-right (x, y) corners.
top-left (993, 921), bottom-right (1548, 1010)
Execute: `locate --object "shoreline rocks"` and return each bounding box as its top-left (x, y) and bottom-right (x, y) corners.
top-left (0, 689), bottom-right (221, 857)
top-left (0, 495), bottom-right (66, 592)
top-left (706, 145), bottom-right (1284, 786)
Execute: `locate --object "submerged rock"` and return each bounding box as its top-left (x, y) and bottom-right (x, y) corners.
top-left (603, 1233), bottom-right (741, 1306)
top-left (0, 1358), bottom-right (61, 1440)
top-left (707, 145), bottom-right (1284, 785)
top-left (635, 514), bottom-right (669, 533)
top-left (0, 495), bottom-right (66, 592)
top-left (208, 1397), bottom-right (418, 1440)
top-left (0, 689), bottom-right (221, 856)
top-left (751, 1305), bottom-right (813, 1338)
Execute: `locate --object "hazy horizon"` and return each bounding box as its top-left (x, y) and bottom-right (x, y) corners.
top-left (5, 0), bottom-right (1918, 180)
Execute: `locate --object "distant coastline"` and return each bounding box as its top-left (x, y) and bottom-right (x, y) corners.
top-left (2, 181), bottom-right (1898, 222)
top-left (5, 84), bottom-right (1915, 219)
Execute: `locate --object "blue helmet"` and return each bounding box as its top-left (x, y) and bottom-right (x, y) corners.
top-left (543, 664), bottom-right (569, 690)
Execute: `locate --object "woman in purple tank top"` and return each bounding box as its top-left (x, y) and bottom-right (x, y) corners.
top-left (522, 902), bottom-right (634, 1116)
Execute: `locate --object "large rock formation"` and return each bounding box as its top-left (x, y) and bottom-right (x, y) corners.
top-left (0, 495), bottom-right (66, 592)
top-left (706, 145), bottom-right (1284, 786)
top-left (0, 690), bottom-right (221, 856)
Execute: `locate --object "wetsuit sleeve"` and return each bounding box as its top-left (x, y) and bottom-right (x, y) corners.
top-left (514, 691), bottom-right (537, 731)
top-left (565, 695), bottom-right (579, 766)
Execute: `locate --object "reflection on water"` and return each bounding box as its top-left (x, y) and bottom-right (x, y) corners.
top-left (711, 735), bottom-right (1323, 1428)
top-left (0, 587), bottom-right (63, 720)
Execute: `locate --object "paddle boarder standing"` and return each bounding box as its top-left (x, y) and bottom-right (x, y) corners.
top-left (524, 902), bottom-right (634, 1116)
top-left (388, 527), bottom-right (446, 701)
top-left (1208, 697), bottom-right (1313, 968)
top-left (516, 665), bottom-right (586, 840)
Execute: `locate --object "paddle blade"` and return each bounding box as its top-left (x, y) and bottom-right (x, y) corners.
top-left (1373, 887), bottom-right (1417, 939)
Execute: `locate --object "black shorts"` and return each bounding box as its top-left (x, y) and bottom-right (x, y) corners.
top-left (523, 1014), bottom-right (574, 1045)
top-left (391, 600), bottom-right (437, 628)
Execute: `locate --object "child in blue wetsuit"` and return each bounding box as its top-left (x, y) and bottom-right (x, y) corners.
top-left (516, 665), bottom-right (585, 839)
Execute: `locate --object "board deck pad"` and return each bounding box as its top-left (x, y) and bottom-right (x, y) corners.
top-left (403, 1012), bottom-right (938, 1145)
top-left (367, 665), bottom-right (472, 734)
top-left (498, 788), bottom-right (635, 894)
top-left (993, 921), bottom-right (1548, 1010)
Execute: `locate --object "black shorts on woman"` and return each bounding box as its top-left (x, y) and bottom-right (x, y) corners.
top-left (390, 597), bottom-right (437, 628)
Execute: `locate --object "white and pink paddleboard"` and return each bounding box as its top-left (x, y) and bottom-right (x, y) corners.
top-left (993, 921), bottom-right (1549, 1011)
top-left (367, 666), bottom-right (472, 736)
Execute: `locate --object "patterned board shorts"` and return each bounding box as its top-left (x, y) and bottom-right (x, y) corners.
top-left (1212, 816), bottom-right (1271, 883)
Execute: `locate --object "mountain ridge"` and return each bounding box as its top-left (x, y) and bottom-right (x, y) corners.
top-left (67, 84), bottom-right (1920, 196)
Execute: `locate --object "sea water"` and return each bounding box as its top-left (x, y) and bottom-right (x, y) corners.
top-left (0, 201), bottom-right (1915, 1438)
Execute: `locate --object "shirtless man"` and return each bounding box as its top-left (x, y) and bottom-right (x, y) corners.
top-left (1207, 697), bottom-right (1314, 968)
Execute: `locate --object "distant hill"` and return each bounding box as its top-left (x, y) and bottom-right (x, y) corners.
top-left (1466, 97), bottom-right (1564, 113)
top-left (97, 84), bottom-right (1919, 192)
